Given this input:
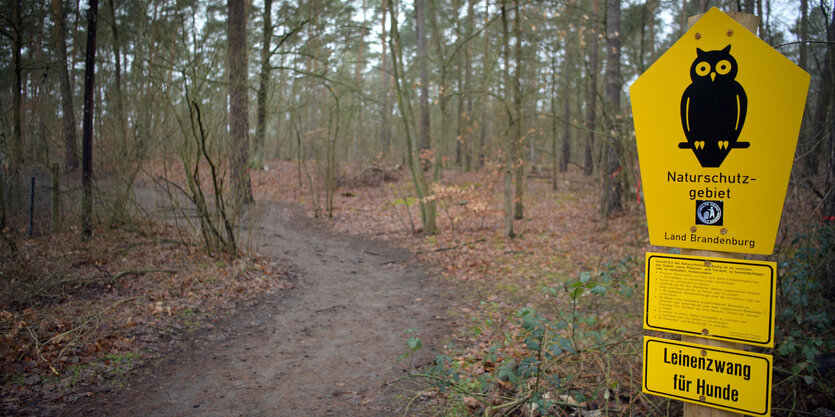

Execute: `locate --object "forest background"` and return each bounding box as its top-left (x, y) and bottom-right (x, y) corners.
top-left (0, 0), bottom-right (833, 415)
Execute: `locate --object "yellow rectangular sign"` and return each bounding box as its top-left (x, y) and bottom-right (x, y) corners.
top-left (644, 253), bottom-right (776, 347)
top-left (643, 336), bottom-right (772, 416)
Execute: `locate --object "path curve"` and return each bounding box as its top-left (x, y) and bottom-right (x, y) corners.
top-left (74, 201), bottom-right (452, 416)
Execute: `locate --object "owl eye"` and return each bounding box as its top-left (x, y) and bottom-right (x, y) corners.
top-left (716, 60), bottom-right (732, 75)
top-left (695, 62), bottom-right (711, 77)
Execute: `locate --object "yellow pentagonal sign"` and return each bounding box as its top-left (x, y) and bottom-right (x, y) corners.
top-left (630, 8), bottom-right (809, 255)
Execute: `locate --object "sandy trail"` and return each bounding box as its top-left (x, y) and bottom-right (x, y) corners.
top-left (73, 201), bottom-right (452, 416)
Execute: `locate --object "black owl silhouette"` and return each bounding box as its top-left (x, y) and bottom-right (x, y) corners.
top-left (679, 45), bottom-right (749, 168)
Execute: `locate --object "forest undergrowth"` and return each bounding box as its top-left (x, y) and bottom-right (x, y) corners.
top-left (1, 157), bottom-right (832, 416)
top-left (253, 159), bottom-right (833, 416)
top-left (0, 206), bottom-right (293, 415)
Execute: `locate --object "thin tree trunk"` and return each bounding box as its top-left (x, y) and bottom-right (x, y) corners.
top-left (602, 0), bottom-right (623, 217)
top-left (416, 0), bottom-right (431, 167)
top-left (379, 0), bottom-right (393, 154)
top-left (389, 0), bottom-right (435, 234)
top-left (82, 0), bottom-right (99, 238)
top-left (821, 7), bottom-right (835, 219)
top-left (551, 55), bottom-right (559, 190)
top-left (501, 0), bottom-right (514, 237)
top-left (254, 0), bottom-right (273, 170)
top-left (228, 0), bottom-right (254, 206)
top-left (560, 26), bottom-right (572, 173)
top-left (54, 0), bottom-right (79, 172)
top-left (107, 0), bottom-right (126, 143)
top-left (512, 0), bottom-right (524, 220)
top-left (10, 0), bottom-right (23, 210)
top-left (584, 0), bottom-right (599, 176)
top-left (478, 0), bottom-right (490, 167)
top-left (463, 0), bottom-right (475, 171)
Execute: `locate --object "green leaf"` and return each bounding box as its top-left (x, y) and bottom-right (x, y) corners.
top-left (498, 360), bottom-right (519, 384)
top-left (407, 337), bottom-right (422, 352)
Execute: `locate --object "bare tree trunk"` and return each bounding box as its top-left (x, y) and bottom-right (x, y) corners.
top-left (82, 0), bottom-right (99, 238)
top-left (416, 0), bottom-right (431, 168)
top-left (254, 0), bottom-right (273, 170)
top-left (228, 0), bottom-right (254, 206)
top-left (500, 0), bottom-right (514, 237)
top-left (602, 0), bottom-right (623, 217)
top-left (107, 0), bottom-right (126, 143)
top-left (379, 0), bottom-right (393, 154)
top-left (478, 0), bottom-right (490, 167)
top-left (54, 0), bottom-right (79, 172)
top-left (800, 0), bottom-right (807, 70)
top-left (808, 6), bottom-right (835, 179)
top-left (821, 7), bottom-right (835, 219)
top-left (10, 0), bottom-right (23, 210)
top-left (584, 0), bottom-right (599, 176)
top-left (512, 0), bottom-right (524, 220)
top-left (428, 0), bottom-right (447, 182)
top-left (389, 0), bottom-right (435, 234)
top-left (551, 55), bottom-right (559, 190)
top-left (463, 0), bottom-right (475, 171)
top-left (560, 27), bottom-right (572, 173)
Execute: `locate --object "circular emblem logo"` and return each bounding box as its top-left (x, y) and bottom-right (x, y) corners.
top-left (697, 201), bottom-right (722, 225)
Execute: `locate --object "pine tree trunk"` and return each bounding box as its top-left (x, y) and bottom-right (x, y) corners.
top-left (584, 0), bottom-right (599, 176)
top-left (512, 0), bottom-right (524, 220)
top-left (501, 0), bottom-right (514, 237)
top-left (560, 27), bottom-right (572, 173)
top-left (602, 0), bottom-right (623, 217)
top-left (379, 0), bottom-right (393, 154)
top-left (415, 0), bottom-right (431, 167)
top-left (53, 0), bottom-right (79, 172)
top-left (254, 0), bottom-right (273, 170)
top-left (228, 0), bottom-right (254, 205)
top-left (10, 0), bottom-right (23, 210)
top-left (81, 0), bottom-right (99, 238)
top-left (822, 8), bottom-right (835, 219)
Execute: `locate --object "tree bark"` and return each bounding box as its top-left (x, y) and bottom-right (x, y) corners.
top-left (512, 0), bottom-right (524, 220)
top-left (478, 0), bottom-right (490, 167)
top-left (501, 0), bottom-right (514, 237)
top-left (822, 7), bottom-right (835, 219)
top-left (584, 0), bottom-right (600, 176)
top-left (560, 24), bottom-right (573, 173)
top-left (54, 0), bottom-right (79, 172)
top-left (107, 0), bottom-right (126, 144)
top-left (551, 54), bottom-right (559, 190)
top-left (379, 0), bottom-right (393, 154)
top-left (415, 0), bottom-right (431, 167)
top-left (254, 0), bottom-right (273, 170)
top-left (389, 0), bottom-right (435, 234)
top-left (808, 6), bottom-right (835, 179)
top-left (602, 0), bottom-right (623, 217)
top-left (10, 0), bottom-right (23, 209)
top-left (82, 0), bottom-right (99, 238)
top-left (228, 0), bottom-right (254, 205)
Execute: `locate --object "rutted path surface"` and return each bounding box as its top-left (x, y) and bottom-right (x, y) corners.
top-left (75, 201), bottom-right (453, 416)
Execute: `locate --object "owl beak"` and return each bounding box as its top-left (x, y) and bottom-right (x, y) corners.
top-left (710, 72), bottom-right (716, 82)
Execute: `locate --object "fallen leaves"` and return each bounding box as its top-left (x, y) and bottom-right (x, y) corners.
top-left (0, 223), bottom-right (294, 415)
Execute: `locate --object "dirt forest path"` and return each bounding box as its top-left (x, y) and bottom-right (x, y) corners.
top-left (74, 201), bottom-right (454, 416)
